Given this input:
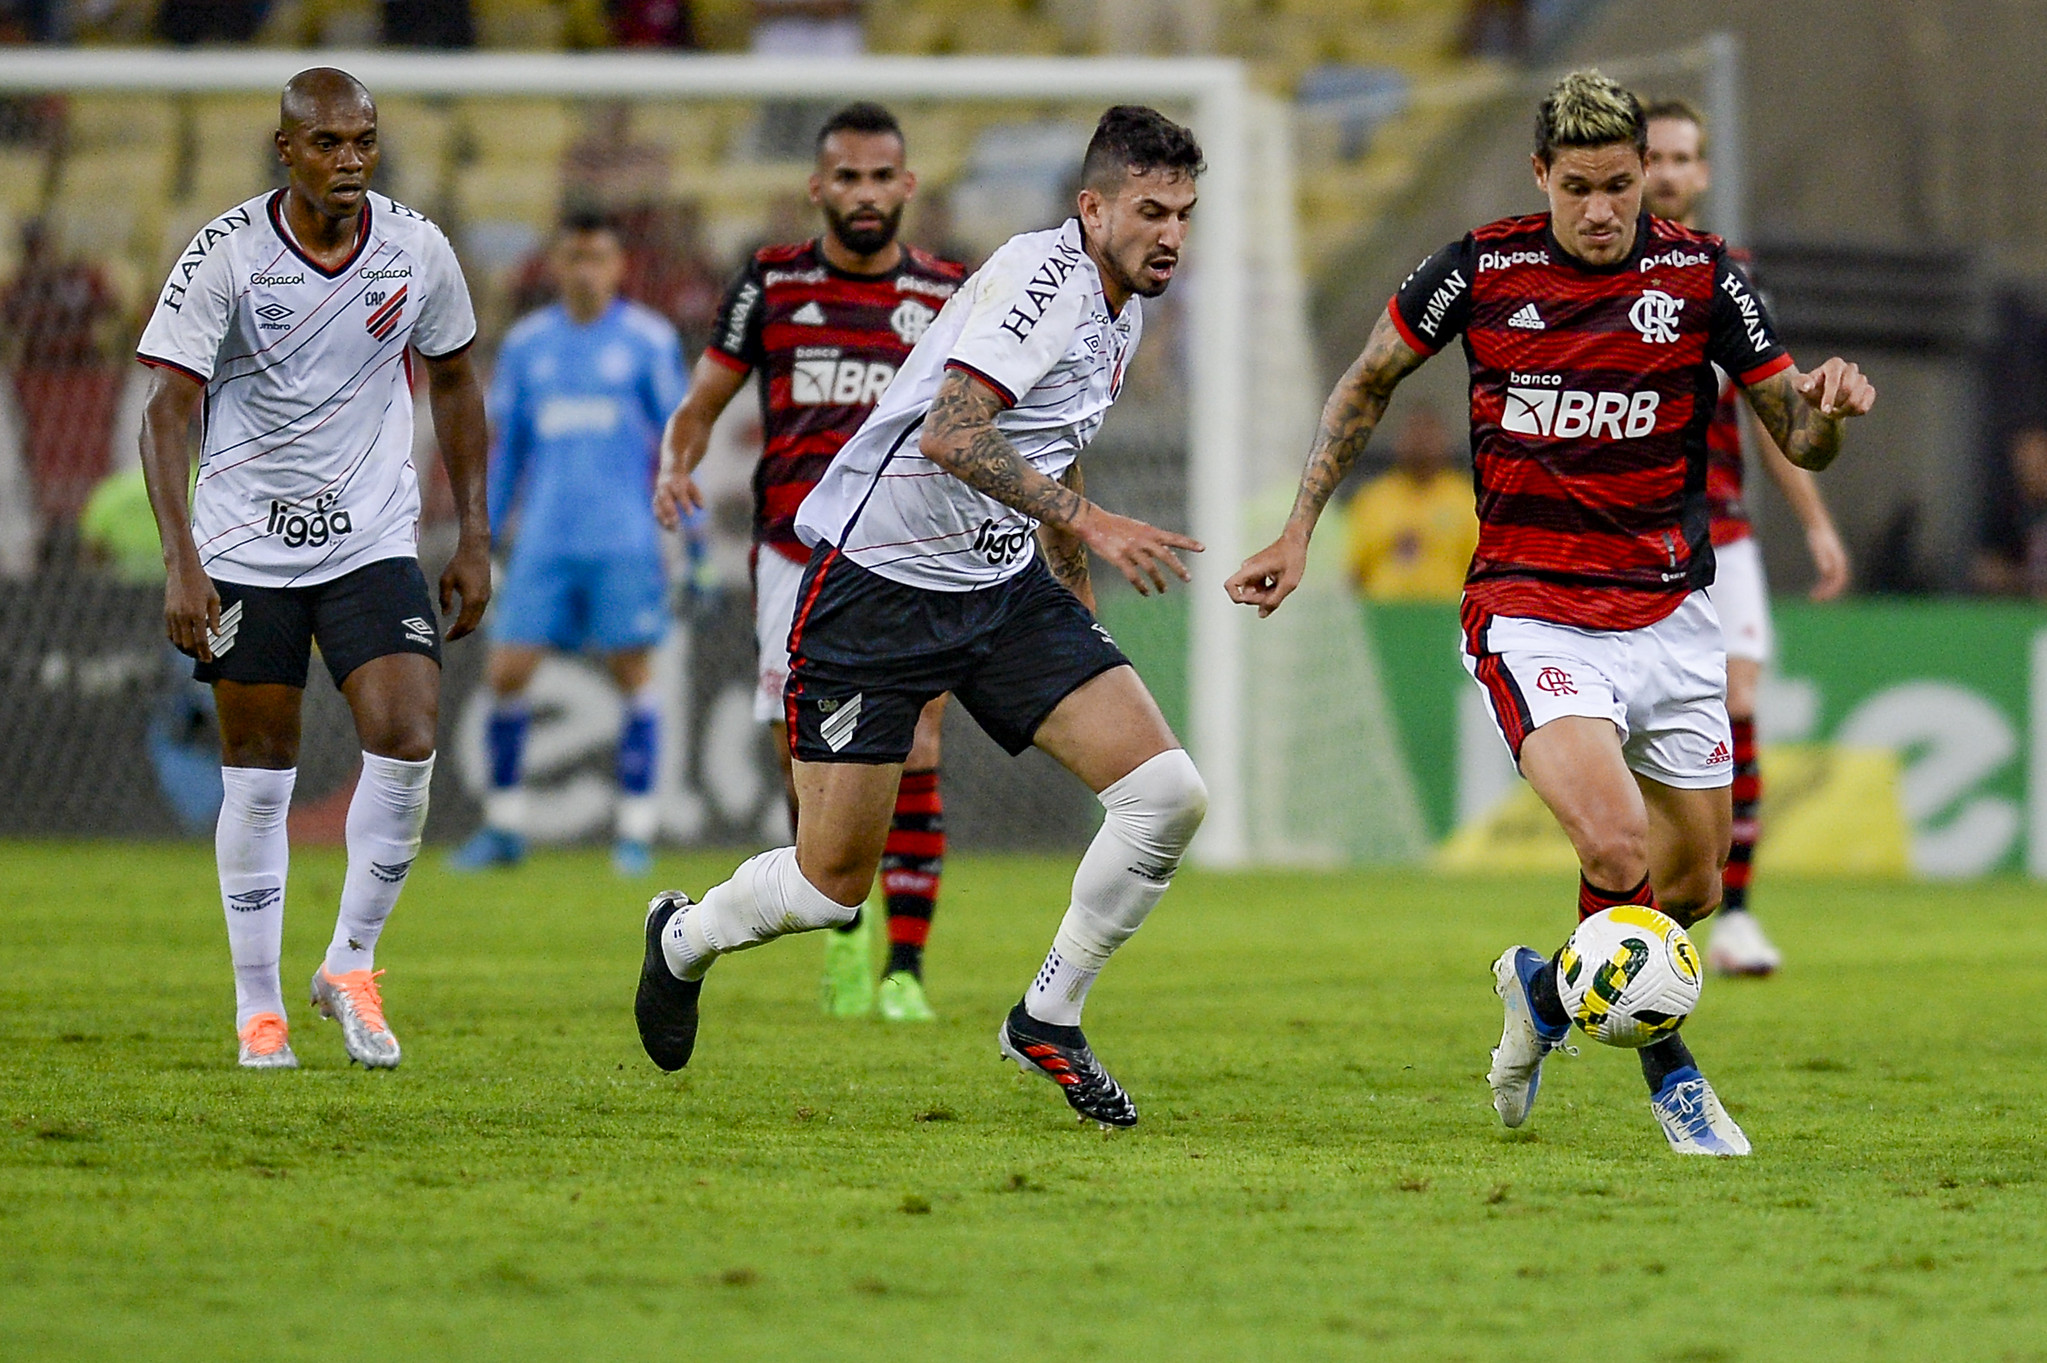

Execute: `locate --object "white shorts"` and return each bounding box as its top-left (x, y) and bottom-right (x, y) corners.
top-left (1461, 591), bottom-right (1733, 789)
top-left (1706, 534), bottom-right (1773, 664)
top-left (753, 547), bottom-right (808, 723)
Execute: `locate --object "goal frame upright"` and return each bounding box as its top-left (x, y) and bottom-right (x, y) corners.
top-left (0, 49), bottom-right (1254, 865)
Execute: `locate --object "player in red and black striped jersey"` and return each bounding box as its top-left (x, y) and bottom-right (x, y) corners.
top-left (1231, 71), bottom-right (1875, 1156)
top-left (652, 103), bottom-right (966, 1024)
top-left (1643, 100), bottom-right (1851, 979)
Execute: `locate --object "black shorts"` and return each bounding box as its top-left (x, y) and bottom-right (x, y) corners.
top-left (784, 548), bottom-right (1129, 763)
top-left (194, 557), bottom-right (443, 689)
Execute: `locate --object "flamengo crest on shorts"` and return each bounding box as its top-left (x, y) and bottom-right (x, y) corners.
top-left (1389, 213), bottom-right (1793, 632)
top-left (136, 190), bottom-right (477, 591)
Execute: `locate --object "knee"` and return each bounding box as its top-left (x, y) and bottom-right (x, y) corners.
top-left (364, 722), bottom-right (437, 764)
top-left (221, 735), bottom-right (298, 769)
top-left (1575, 820), bottom-right (1648, 889)
top-left (797, 845), bottom-right (876, 908)
top-left (1658, 863), bottom-right (1723, 928)
top-left (1104, 749), bottom-right (1208, 855)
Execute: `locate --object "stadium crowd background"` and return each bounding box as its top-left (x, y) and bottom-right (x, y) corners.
top-left (4, 0), bottom-right (2045, 861)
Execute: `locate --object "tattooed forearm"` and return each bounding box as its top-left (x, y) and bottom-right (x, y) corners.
top-left (1285, 312), bottom-right (1427, 536)
top-left (920, 369), bottom-right (1090, 527)
top-left (1037, 462), bottom-right (1094, 608)
top-left (1744, 370), bottom-right (1843, 471)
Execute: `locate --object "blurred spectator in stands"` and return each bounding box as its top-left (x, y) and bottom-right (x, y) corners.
top-left (1, 0), bottom-right (60, 41)
top-left (1, 219), bottom-right (123, 533)
top-left (563, 102), bottom-right (670, 207)
top-left (157, 0), bottom-right (271, 44)
top-left (610, 0), bottom-right (694, 46)
top-left (1460, 0), bottom-right (1530, 60)
top-left (384, 0), bottom-right (474, 46)
top-left (1974, 426), bottom-right (2047, 597)
top-left (1344, 406), bottom-right (1476, 603)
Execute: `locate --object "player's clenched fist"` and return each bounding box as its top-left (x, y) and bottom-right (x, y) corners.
top-left (1226, 536), bottom-right (1307, 617)
top-left (1796, 357), bottom-right (1875, 420)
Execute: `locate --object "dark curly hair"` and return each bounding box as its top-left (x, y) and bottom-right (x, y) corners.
top-left (1080, 105), bottom-right (1204, 193)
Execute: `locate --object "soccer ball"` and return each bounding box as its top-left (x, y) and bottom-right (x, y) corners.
top-left (1556, 906), bottom-right (1703, 1048)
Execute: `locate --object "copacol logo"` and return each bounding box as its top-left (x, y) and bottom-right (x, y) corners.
top-left (267, 492), bottom-right (352, 548)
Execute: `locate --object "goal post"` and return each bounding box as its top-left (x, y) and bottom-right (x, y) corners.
top-left (0, 48), bottom-right (1261, 862)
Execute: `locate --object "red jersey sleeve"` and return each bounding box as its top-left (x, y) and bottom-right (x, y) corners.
top-left (1388, 236), bottom-right (1477, 356)
top-left (1709, 251), bottom-right (1793, 386)
top-left (705, 255), bottom-right (767, 372)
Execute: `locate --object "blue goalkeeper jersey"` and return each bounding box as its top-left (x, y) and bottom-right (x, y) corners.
top-left (487, 298), bottom-right (687, 559)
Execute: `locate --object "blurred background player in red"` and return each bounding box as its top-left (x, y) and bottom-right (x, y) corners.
top-left (653, 102), bottom-right (965, 1023)
top-left (1642, 98), bottom-right (1851, 978)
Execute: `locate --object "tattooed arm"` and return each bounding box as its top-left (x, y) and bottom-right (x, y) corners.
top-left (1741, 357), bottom-right (1876, 473)
top-left (1225, 310), bottom-right (1428, 616)
top-left (919, 368), bottom-right (1202, 595)
top-left (1036, 461), bottom-right (1095, 610)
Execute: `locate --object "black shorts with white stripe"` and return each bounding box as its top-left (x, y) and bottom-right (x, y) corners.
top-left (783, 546), bottom-right (1128, 764)
top-left (192, 556), bottom-right (442, 689)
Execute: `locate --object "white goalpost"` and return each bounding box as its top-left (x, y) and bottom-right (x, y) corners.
top-left (0, 48), bottom-right (1264, 863)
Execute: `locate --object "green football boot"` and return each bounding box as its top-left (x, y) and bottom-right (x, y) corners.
top-left (821, 910), bottom-right (876, 1018)
top-left (876, 970), bottom-right (937, 1023)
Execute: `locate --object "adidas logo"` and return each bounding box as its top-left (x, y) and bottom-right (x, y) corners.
top-left (790, 301), bottom-right (826, 326)
top-left (208, 599), bottom-right (244, 657)
top-left (1508, 303), bottom-right (1545, 330)
top-left (819, 692), bottom-right (863, 752)
top-left (1706, 740), bottom-right (1731, 765)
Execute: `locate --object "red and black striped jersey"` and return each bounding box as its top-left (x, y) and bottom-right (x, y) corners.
top-left (1389, 211), bottom-right (1791, 632)
top-left (1705, 373), bottom-right (1749, 545)
top-left (706, 239), bottom-right (966, 562)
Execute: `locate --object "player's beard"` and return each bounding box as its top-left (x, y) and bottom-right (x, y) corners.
top-left (824, 202), bottom-right (903, 258)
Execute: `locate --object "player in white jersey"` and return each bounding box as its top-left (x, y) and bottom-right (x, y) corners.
top-left (637, 107), bottom-right (1209, 1128)
top-left (136, 69), bottom-right (489, 1071)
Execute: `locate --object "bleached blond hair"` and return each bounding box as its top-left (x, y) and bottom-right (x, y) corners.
top-left (1534, 69), bottom-right (1646, 164)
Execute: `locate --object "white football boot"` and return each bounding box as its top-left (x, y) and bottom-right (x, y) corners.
top-left (1651, 1072), bottom-right (1752, 1156)
top-left (1488, 946), bottom-right (1571, 1128)
top-left (1707, 910), bottom-right (1782, 977)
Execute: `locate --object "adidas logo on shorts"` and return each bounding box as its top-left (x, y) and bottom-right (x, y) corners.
top-left (1706, 740), bottom-right (1732, 765)
top-left (819, 693), bottom-right (863, 752)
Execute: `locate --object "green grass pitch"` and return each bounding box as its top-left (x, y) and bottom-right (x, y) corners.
top-left (3, 842), bottom-right (2044, 1361)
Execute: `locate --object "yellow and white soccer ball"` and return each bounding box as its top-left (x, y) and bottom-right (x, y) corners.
top-left (1555, 905), bottom-right (1703, 1048)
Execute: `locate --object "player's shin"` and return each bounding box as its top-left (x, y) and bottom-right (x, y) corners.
top-left (218, 766), bottom-right (297, 1028)
top-left (614, 682), bottom-right (660, 848)
top-left (325, 752), bottom-right (433, 975)
top-left (661, 845), bottom-right (858, 981)
top-left (1024, 750), bottom-right (1206, 1027)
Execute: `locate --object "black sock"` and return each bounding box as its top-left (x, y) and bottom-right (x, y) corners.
top-left (1639, 1033), bottom-right (1697, 1094)
top-left (1528, 951), bottom-right (1570, 1031)
top-left (886, 942), bottom-right (923, 977)
top-left (832, 906), bottom-right (863, 934)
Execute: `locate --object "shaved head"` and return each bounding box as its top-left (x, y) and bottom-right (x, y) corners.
top-left (280, 67), bottom-right (373, 133)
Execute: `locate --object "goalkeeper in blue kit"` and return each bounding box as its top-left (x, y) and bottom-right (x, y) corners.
top-left (451, 211), bottom-right (688, 875)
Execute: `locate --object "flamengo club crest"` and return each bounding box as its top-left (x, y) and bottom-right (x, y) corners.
top-left (1629, 289), bottom-right (1684, 344)
top-left (1536, 666), bottom-right (1577, 695)
top-left (890, 298), bottom-right (935, 345)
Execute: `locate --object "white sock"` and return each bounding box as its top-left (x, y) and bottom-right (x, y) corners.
top-left (1025, 749), bottom-right (1207, 1028)
top-left (325, 752), bottom-right (434, 976)
top-left (661, 845), bottom-right (858, 981)
top-left (217, 766), bottom-right (297, 1029)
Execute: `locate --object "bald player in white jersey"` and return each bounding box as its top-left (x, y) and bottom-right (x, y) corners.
top-left (636, 106), bottom-right (1209, 1128)
top-left (137, 68), bottom-right (490, 1071)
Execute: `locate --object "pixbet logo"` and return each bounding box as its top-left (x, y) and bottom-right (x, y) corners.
top-left (970, 518), bottom-right (1033, 566)
top-left (1629, 289), bottom-right (1685, 344)
top-left (1536, 667), bottom-right (1577, 696)
top-left (266, 492), bottom-right (352, 549)
top-left (1639, 248), bottom-right (1708, 273)
top-left (1479, 250), bottom-right (1544, 272)
top-left (791, 357), bottom-right (895, 406)
top-left (1501, 385), bottom-right (1659, 440)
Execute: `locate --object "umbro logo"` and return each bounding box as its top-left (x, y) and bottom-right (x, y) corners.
top-left (254, 302), bottom-right (293, 322)
top-left (208, 599), bottom-right (244, 657)
top-left (401, 615), bottom-right (435, 647)
top-left (1706, 740), bottom-right (1732, 765)
top-left (227, 886), bottom-right (280, 913)
top-left (790, 300), bottom-right (827, 326)
top-left (369, 859), bottom-right (413, 884)
top-left (1508, 303), bottom-right (1545, 330)
top-left (819, 692), bottom-right (863, 752)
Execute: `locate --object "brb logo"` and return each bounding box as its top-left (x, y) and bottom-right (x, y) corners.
top-left (266, 492), bottom-right (352, 549)
top-left (791, 356), bottom-right (896, 406)
top-left (1501, 374), bottom-right (1659, 441)
top-left (970, 518), bottom-right (1033, 566)
top-left (1629, 289), bottom-right (1684, 344)
top-left (1536, 667), bottom-right (1577, 696)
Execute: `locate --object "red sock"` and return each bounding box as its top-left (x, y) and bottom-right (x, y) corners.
top-left (1723, 717), bottom-right (1759, 913)
top-left (1578, 872), bottom-right (1657, 921)
top-left (881, 768), bottom-right (943, 977)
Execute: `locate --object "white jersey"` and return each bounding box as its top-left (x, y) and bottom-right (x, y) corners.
top-left (137, 190), bottom-right (477, 588)
top-left (793, 218), bottom-right (1140, 591)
